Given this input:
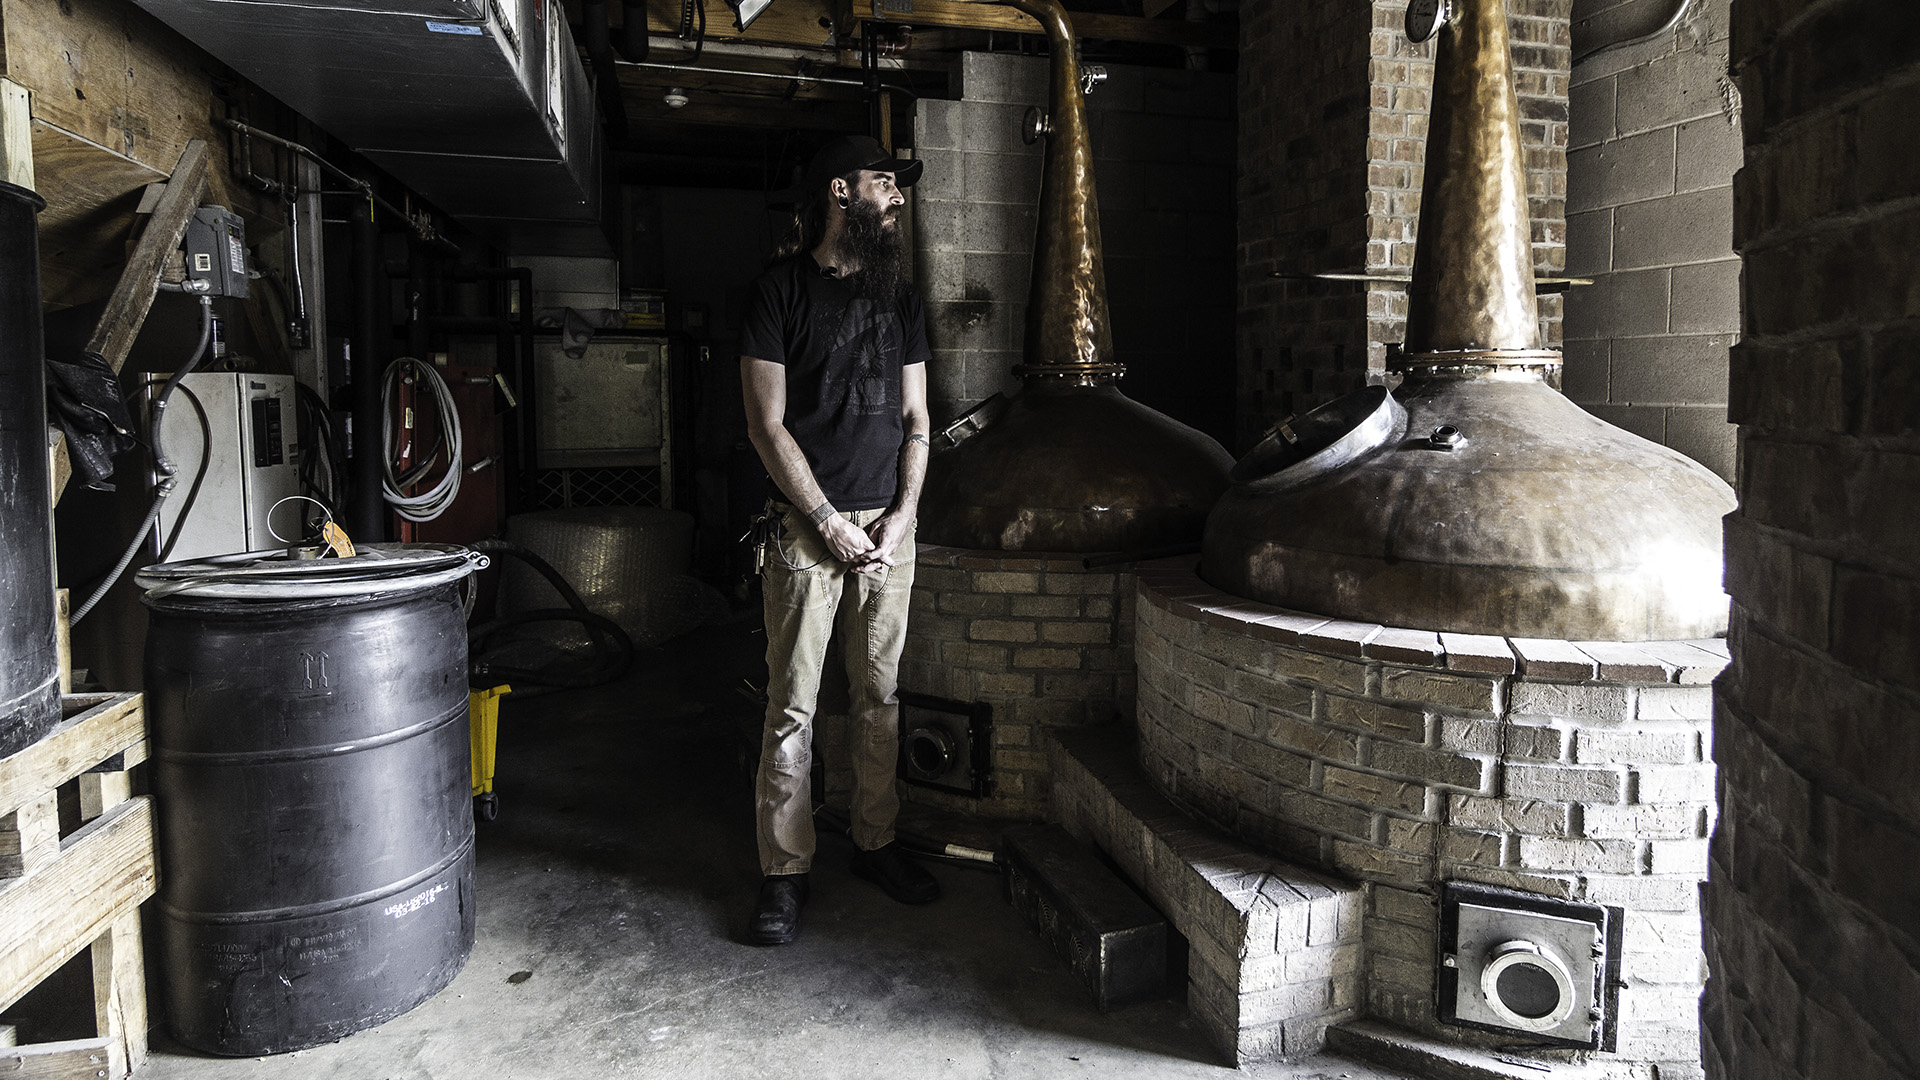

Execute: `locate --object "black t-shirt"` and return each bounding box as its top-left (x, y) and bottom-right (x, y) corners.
top-left (739, 254), bottom-right (930, 511)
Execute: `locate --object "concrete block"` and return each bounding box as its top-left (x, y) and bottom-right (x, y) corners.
top-left (1575, 727), bottom-right (1700, 765)
top-left (1584, 802), bottom-right (1706, 839)
top-left (1510, 638), bottom-right (1600, 680)
top-left (1568, 128), bottom-right (1676, 209)
top-left (1649, 838), bottom-right (1711, 875)
top-left (1323, 767), bottom-right (1429, 815)
top-left (1612, 185), bottom-right (1735, 269)
top-left (1506, 762), bottom-right (1627, 803)
top-left (1509, 680), bottom-right (1634, 722)
top-left (1380, 667), bottom-right (1501, 713)
top-left (1607, 333), bottom-right (1731, 406)
top-left (1563, 266), bottom-right (1670, 340)
top-left (1582, 873), bottom-right (1700, 911)
top-left (1369, 742), bottom-right (1493, 793)
top-left (1517, 834), bottom-right (1641, 873)
top-left (1439, 633), bottom-right (1520, 675)
top-left (1268, 714), bottom-right (1361, 765)
top-left (1670, 258), bottom-right (1741, 334)
top-left (1324, 694), bottom-right (1427, 743)
top-left (1635, 764), bottom-right (1716, 803)
top-left (1449, 793), bottom-right (1576, 836)
top-left (1271, 649), bottom-right (1370, 694)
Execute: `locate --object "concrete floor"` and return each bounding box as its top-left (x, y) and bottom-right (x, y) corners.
top-left (139, 615), bottom-right (1422, 1080)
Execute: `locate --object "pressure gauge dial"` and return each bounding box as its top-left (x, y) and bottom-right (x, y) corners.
top-left (1406, 0), bottom-right (1451, 43)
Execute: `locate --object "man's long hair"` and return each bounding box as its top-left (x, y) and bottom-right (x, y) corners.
top-left (768, 169), bottom-right (861, 263)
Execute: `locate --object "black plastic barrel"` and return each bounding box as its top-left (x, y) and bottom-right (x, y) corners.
top-left (0, 182), bottom-right (61, 759)
top-left (139, 545), bottom-right (484, 1055)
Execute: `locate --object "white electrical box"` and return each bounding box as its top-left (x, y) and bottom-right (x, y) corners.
top-left (152, 373), bottom-right (304, 561)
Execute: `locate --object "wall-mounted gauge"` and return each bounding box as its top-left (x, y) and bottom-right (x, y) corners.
top-left (1406, 0), bottom-right (1452, 43)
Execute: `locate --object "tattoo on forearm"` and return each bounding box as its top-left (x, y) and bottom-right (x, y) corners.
top-left (806, 501), bottom-right (835, 526)
top-left (905, 433), bottom-right (929, 449)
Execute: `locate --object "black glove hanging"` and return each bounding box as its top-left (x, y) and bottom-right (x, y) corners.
top-left (45, 350), bottom-right (138, 491)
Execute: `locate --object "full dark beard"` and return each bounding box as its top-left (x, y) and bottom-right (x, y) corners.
top-left (841, 195), bottom-right (909, 304)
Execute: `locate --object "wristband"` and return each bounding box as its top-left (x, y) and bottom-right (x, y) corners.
top-left (905, 433), bottom-right (929, 449)
top-left (805, 501), bottom-right (835, 526)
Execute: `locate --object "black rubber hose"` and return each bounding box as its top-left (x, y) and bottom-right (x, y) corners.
top-left (616, 0), bottom-right (650, 62)
top-left (466, 539), bottom-right (635, 688)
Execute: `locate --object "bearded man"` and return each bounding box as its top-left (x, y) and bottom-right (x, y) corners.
top-left (738, 135), bottom-right (937, 946)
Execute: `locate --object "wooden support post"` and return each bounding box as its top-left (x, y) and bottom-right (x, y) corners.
top-left (55, 590), bottom-right (70, 696)
top-left (91, 908), bottom-right (147, 1078)
top-left (0, 79), bottom-right (31, 189)
top-left (0, 792), bottom-right (59, 880)
top-left (51, 138), bottom-right (209, 506)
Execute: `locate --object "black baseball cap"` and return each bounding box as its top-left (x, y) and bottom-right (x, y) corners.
top-left (798, 135), bottom-right (923, 196)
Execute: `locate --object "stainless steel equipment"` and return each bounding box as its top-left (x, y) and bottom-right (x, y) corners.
top-left (916, 0), bottom-right (1232, 553)
top-left (152, 373), bottom-right (303, 561)
top-left (1200, 0), bottom-right (1735, 641)
top-left (128, 0), bottom-right (603, 253)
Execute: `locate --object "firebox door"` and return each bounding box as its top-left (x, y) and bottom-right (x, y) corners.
top-left (1437, 881), bottom-right (1623, 1050)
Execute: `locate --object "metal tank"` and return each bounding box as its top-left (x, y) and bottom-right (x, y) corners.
top-left (916, 0), bottom-right (1232, 553)
top-left (0, 182), bottom-right (62, 759)
top-left (140, 544), bottom-right (485, 1055)
top-left (1201, 0), bottom-right (1735, 641)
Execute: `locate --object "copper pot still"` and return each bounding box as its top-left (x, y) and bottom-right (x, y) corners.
top-left (1201, 0), bottom-right (1735, 642)
top-left (916, 0), bottom-right (1232, 553)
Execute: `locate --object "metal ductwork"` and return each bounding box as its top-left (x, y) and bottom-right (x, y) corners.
top-left (1201, 0), bottom-right (1735, 641)
top-left (917, 0), bottom-right (1232, 553)
top-left (132, 0), bottom-right (605, 255)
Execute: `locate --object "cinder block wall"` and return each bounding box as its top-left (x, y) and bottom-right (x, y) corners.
top-left (1562, 0), bottom-right (1742, 480)
top-left (1704, 1), bottom-right (1920, 1078)
top-left (1236, 0), bottom-right (1570, 444)
top-left (912, 52), bottom-right (1237, 445)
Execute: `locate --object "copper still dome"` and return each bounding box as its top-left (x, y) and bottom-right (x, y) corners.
top-left (1200, 0), bottom-right (1735, 641)
top-left (916, 0), bottom-right (1232, 554)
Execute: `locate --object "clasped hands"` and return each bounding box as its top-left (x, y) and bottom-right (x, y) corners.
top-left (818, 510), bottom-right (911, 574)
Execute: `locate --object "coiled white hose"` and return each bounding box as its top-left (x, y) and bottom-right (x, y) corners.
top-left (380, 356), bottom-right (463, 523)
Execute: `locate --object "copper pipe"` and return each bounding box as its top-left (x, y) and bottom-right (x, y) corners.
top-left (1402, 0), bottom-right (1549, 361)
top-left (999, 0), bottom-right (1120, 382)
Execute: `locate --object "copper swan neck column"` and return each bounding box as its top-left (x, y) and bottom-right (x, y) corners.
top-left (1002, 0), bottom-right (1121, 384)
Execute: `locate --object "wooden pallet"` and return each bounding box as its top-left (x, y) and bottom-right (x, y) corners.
top-left (0, 692), bottom-right (154, 1079)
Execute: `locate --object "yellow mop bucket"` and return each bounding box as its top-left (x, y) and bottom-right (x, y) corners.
top-left (469, 685), bottom-right (510, 820)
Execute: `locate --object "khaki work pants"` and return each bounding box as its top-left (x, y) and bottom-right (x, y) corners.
top-left (757, 503), bottom-right (914, 876)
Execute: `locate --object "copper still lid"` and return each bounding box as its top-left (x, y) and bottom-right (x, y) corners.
top-left (1199, 0), bottom-right (1734, 641)
top-left (917, 0), bottom-right (1231, 553)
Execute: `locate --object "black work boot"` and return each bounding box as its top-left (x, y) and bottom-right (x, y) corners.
top-left (850, 842), bottom-right (940, 904)
top-left (748, 874), bottom-right (809, 946)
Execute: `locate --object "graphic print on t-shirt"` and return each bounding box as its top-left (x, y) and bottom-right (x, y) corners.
top-left (827, 297), bottom-right (901, 417)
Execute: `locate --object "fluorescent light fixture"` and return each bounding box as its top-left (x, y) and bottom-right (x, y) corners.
top-left (723, 0), bottom-right (773, 31)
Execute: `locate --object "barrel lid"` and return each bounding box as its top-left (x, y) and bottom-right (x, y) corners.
top-left (137, 544), bottom-right (486, 601)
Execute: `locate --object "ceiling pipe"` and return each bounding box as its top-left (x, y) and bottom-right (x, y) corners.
top-left (614, 0), bottom-right (651, 63)
top-left (583, 0), bottom-right (632, 142)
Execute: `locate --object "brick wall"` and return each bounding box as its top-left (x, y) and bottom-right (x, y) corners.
top-left (1704, 2), bottom-right (1920, 1079)
top-left (891, 547), bottom-right (1137, 819)
top-left (1563, 0), bottom-right (1742, 480)
top-left (912, 52), bottom-right (1236, 445)
top-left (1134, 562), bottom-right (1720, 1071)
top-left (1237, 0), bottom-right (1570, 447)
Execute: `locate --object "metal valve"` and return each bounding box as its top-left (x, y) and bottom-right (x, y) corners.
top-left (1022, 106), bottom-right (1053, 145)
top-left (1429, 424), bottom-right (1466, 451)
top-left (1080, 64), bottom-right (1108, 94)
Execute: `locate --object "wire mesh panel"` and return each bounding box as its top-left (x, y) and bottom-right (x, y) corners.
top-left (526, 466), bottom-right (663, 510)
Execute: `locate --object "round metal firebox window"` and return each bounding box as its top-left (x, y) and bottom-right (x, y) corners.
top-left (904, 727), bottom-right (956, 781)
top-left (1480, 940), bottom-right (1576, 1030)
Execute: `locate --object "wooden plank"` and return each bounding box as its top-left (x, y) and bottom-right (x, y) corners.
top-left (0, 78), bottom-right (30, 188)
top-left (0, 797), bottom-right (156, 1014)
top-left (859, 0), bottom-right (1236, 48)
top-left (91, 908), bottom-right (146, 1079)
top-left (80, 138), bottom-right (208, 373)
top-left (32, 121), bottom-right (168, 312)
top-left (0, 1037), bottom-right (115, 1080)
top-left (0, 694), bottom-right (142, 820)
top-left (0, 792), bottom-right (57, 880)
top-left (77, 772), bottom-right (129, 824)
top-left (53, 591), bottom-right (69, 697)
